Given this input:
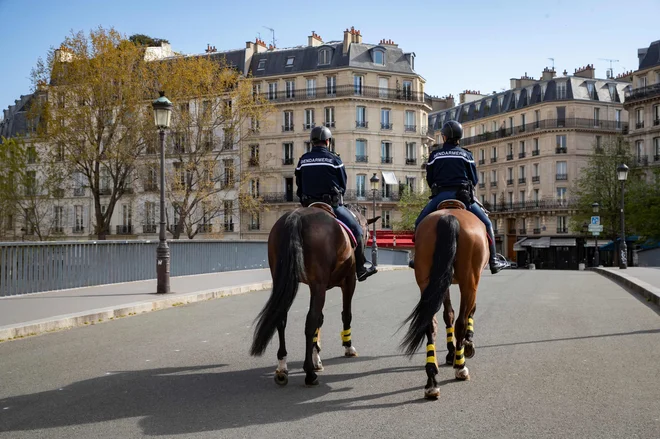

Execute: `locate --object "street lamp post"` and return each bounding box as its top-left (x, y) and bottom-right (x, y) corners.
top-left (617, 164), bottom-right (629, 269)
top-left (370, 173), bottom-right (380, 267)
top-left (592, 202), bottom-right (600, 267)
top-left (152, 91), bottom-right (173, 294)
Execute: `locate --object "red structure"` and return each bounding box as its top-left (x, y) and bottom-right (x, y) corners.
top-left (367, 230), bottom-right (415, 249)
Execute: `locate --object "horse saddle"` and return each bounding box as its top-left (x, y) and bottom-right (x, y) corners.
top-left (308, 202), bottom-right (357, 248)
top-left (436, 199), bottom-right (466, 211)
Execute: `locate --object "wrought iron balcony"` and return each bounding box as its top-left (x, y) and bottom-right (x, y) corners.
top-left (356, 121), bottom-right (368, 129)
top-left (557, 227), bottom-right (568, 234)
top-left (636, 155), bottom-right (649, 166)
top-left (324, 121), bottom-right (335, 128)
top-left (355, 155), bottom-right (368, 163)
top-left (248, 157), bottom-right (259, 167)
top-left (506, 154), bottom-right (514, 161)
top-left (224, 223), bottom-right (234, 232)
top-left (636, 121), bottom-right (644, 129)
top-left (99, 187), bottom-right (111, 196)
top-left (655, 119), bottom-right (660, 126)
top-left (490, 157), bottom-right (497, 163)
top-left (381, 122), bottom-right (393, 130)
top-left (556, 173), bottom-right (568, 181)
top-left (261, 192), bottom-right (295, 203)
top-left (282, 157), bottom-right (294, 166)
top-left (381, 156), bottom-right (393, 164)
top-left (478, 183), bottom-right (486, 189)
top-left (519, 229), bottom-right (527, 235)
top-left (487, 199), bottom-right (577, 214)
top-left (532, 149), bottom-right (540, 156)
top-left (490, 181), bottom-right (498, 187)
top-left (507, 179), bottom-right (514, 185)
top-left (478, 159), bottom-right (485, 165)
top-left (72, 226), bottom-right (85, 234)
top-left (625, 83), bottom-right (660, 103)
top-left (257, 84), bottom-right (431, 106)
top-left (518, 152), bottom-right (526, 159)
top-left (518, 177), bottom-right (526, 184)
top-left (142, 224), bottom-right (157, 234)
top-left (73, 188), bottom-right (85, 196)
top-left (533, 228), bottom-right (541, 235)
top-left (303, 123), bottom-right (315, 131)
top-left (116, 225), bottom-right (133, 235)
top-left (405, 158), bottom-right (417, 165)
top-left (508, 228), bottom-right (516, 234)
top-left (282, 124), bottom-right (294, 132)
top-left (556, 147), bottom-right (567, 154)
top-left (404, 124), bottom-right (416, 132)
top-left (532, 176), bottom-right (540, 183)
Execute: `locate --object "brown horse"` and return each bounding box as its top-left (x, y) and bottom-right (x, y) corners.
top-left (400, 200), bottom-right (488, 399)
top-left (250, 204), bottom-right (378, 386)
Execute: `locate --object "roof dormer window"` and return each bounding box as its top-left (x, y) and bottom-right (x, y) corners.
top-left (373, 49), bottom-right (385, 65)
top-left (286, 56), bottom-right (295, 67)
top-left (257, 59), bottom-right (266, 70)
top-left (318, 49), bottom-right (331, 66)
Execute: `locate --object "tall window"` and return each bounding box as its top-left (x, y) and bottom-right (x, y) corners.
top-left (250, 212), bottom-right (260, 230)
top-left (636, 140), bottom-right (645, 161)
top-left (654, 105), bottom-right (660, 125)
top-left (636, 108), bottom-right (644, 128)
top-left (479, 149), bottom-right (485, 162)
top-left (519, 191), bottom-right (525, 204)
top-left (354, 75), bottom-right (364, 95)
top-left (405, 110), bottom-right (415, 131)
top-left (373, 49), bottom-right (385, 65)
top-left (534, 110), bottom-right (540, 127)
top-left (74, 205), bottom-right (84, 232)
top-left (406, 142), bottom-right (416, 162)
top-left (318, 49), bottom-right (330, 65)
top-left (381, 210), bottom-right (391, 229)
top-left (283, 111), bottom-right (294, 131)
top-left (654, 137), bottom-right (660, 160)
top-left (507, 143), bottom-right (513, 158)
top-left (508, 192), bottom-right (514, 208)
top-left (491, 146), bottom-right (497, 160)
top-left (556, 135), bottom-right (567, 152)
top-left (519, 140), bottom-right (526, 156)
top-left (556, 82), bottom-right (567, 99)
top-left (381, 109), bottom-right (391, 129)
top-left (356, 106), bottom-right (367, 127)
top-left (145, 202), bottom-right (156, 226)
top-left (324, 107), bottom-right (335, 127)
top-left (594, 107), bottom-right (600, 125)
top-left (556, 161), bottom-right (567, 180)
top-left (356, 139), bottom-right (367, 162)
top-left (556, 187), bottom-right (567, 205)
top-left (306, 78), bottom-right (316, 98)
top-left (381, 141), bottom-right (392, 163)
top-left (479, 171), bottom-right (485, 184)
top-left (304, 109), bottom-right (315, 129)
top-left (491, 193), bottom-right (497, 207)
top-left (533, 138), bottom-right (540, 154)
top-left (557, 216), bottom-right (567, 232)
top-left (519, 165), bottom-right (525, 182)
top-left (533, 189), bottom-right (539, 203)
top-left (305, 141), bottom-right (312, 153)
top-left (379, 77), bottom-right (388, 98)
top-left (285, 80), bottom-right (295, 99)
top-left (268, 82), bottom-right (278, 100)
top-left (356, 174), bottom-right (366, 197)
top-left (616, 109), bottom-right (622, 129)
top-left (223, 159), bottom-right (234, 187)
top-left (223, 200), bottom-right (234, 231)
top-left (283, 143), bottom-right (294, 165)
top-left (53, 206), bottom-right (63, 232)
top-left (521, 113), bottom-right (526, 126)
top-left (533, 163), bottom-right (539, 178)
top-left (326, 76), bottom-right (336, 95)
top-left (403, 81), bottom-right (412, 100)
top-left (249, 179), bottom-right (260, 197)
top-left (491, 169), bottom-right (497, 184)
top-left (406, 177), bottom-right (416, 193)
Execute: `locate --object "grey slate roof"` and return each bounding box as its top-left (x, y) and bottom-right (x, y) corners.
top-left (248, 42), bottom-right (416, 78)
top-left (639, 40), bottom-right (660, 70)
top-left (205, 49), bottom-right (246, 74)
top-left (0, 94), bottom-right (32, 140)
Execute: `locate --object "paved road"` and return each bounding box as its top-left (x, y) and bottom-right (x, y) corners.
top-left (1, 270), bottom-right (659, 438)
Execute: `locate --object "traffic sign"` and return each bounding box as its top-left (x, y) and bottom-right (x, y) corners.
top-left (591, 216), bottom-right (600, 225)
top-left (588, 224), bottom-right (603, 232)
top-left (591, 231), bottom-right (600, 236)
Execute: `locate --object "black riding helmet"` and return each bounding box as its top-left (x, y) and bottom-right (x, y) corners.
top-left (441, 120), bottom-right (463, 144)
top-left (310, 125), bottom-right (332, 145)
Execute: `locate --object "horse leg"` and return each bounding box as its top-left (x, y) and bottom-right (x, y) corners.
top-left (442, 290), bottom-right (456, 365)
top-left (312, 313), bottom-right (324, 372)
top-left (424, 320), bottom-right (440, 399)
top-left (464, 306), bottom-right (476, 359)
top-left (341, 274), bottom-right (358, 357)
top-left (454, 285), bottom-right (477, 381)
top-left (274, 315), bottom-right (289, 386)
top-left (303, 284), bottom-right (326, 386)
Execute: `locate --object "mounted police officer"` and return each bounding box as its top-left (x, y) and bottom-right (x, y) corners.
top-left (295, 126), bottom-right (377, 282)
top-left (409, 120), bottom-right (506, 274)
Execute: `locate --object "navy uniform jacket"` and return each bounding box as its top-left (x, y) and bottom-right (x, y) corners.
top-left (425, 142), bottom-right (478, 189)
top-left (295, 146), bottom-right (347, 202)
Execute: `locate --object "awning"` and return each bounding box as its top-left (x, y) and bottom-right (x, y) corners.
top-left (531, 237), bottom-right (551, 248)
top-left (513, 238), bottom-right (527, 251)
top-left (382, 171), bottom-right (398, 186)
top-left (551, 238), bottom-right (577, 247)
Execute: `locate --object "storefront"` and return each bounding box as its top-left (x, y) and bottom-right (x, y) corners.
top-left (515, 236), bottom-right (580, 270)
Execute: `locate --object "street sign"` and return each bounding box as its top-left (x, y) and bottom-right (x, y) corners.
top-left (588, 224), bottom-right (603, 232)
top-left (591, 216), bottom-right (600, 225)
top-left (591, 231), bottom-right (600, 236)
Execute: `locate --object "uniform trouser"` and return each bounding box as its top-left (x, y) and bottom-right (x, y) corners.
top-left (333, 206), bottom-right (364, 249)
top-left (414, 191), bottom-right (497, 260)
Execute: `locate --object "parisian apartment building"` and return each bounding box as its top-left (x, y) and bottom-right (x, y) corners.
top-left (0, 28), bottom-right (434, 241)
top-left (428, 66), bottom-right (631, 269)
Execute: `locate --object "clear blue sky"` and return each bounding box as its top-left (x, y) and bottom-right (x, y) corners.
top-left (1, 0), bottom-right (659, 116)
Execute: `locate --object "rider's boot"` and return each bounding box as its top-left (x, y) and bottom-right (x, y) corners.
top-left (487, 227), bottom-right (506, 274)
top-left (355, 242), bottom-right (377, 282)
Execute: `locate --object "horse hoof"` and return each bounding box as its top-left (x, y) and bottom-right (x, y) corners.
top-left (305, 376), bottom-right (319, 387)
top-left (455, 367), bottom-right (470, 381)
top-left (424, 387), bottom-right (440, 400)
top-left (344, 346), bottom-right (358, 357)
top-left (464, 341), bottom-right (475, 359)
top-left (313, 364), bottom-right (324, 372)
top-left (445, 352), bottom-right (454, 365)
top-left (274, 371), bottom-right (289, 386)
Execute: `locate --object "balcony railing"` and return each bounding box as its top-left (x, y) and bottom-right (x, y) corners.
top-left (460, 118), bottom-right (629, 147)
top-left (625, 83), bottom-right (660, 102)
top-left (261, 192), bottom-right (295, 203)
top-left (478, 159), bottom-right (485, 165)
top-left (506, 154), bottom-right (514, 161)
top-left (324, 121), bottom-right (335, 128)
top-left (356, 121), bottom-right (368, 129)
top-left (248, 157), bottom-right (259, 167)
top-left (533, 228), bottom-right (541, 235)
top-left (532, 176), bottom-right (540, 183)
top-left (557, 227), bottom-right (568, 234)
top-left (556, 173), bottom-right (568, 181)
top-left (404, 124), bottom-right (417, 132)
top-left (197, 224), bottom-right (213, 233)
top-left (518, 177), bottom-right (526, 184)
top-left (519, 152), bottom-right (526, 159)
top-left (490, 181), bottom-right (498, 187)
top-left (636, 155), bottom-right (649, 166)
top-left (356, 155), bottom-right (368, 163)
top-left (381, 122), bottom-right (393, 130)
top-left (73, 188), bottom-right (85, 196)
top-left (50, 226), bottom-right (64, 234)
top-left (532, 149), bottom-right (540, 156)
top-left (72, 226), bottom-right (85, 234)
top-left (655, 155), bottom-right (660, 162)
top-left (247, 223), bottom-right (260, 231)
top-left (224, 223), bottom-right (234, 232)
top-left (490, 157), bottom-right (498, 163)
top-left (99, 187), bottom-right (111, 196)
top-left (508, 228), bottom-right (516, 234)
top-left (381, 156), bottom-right (393, 164)
top-left (303, 123), bottom-right (315, 130)
top-left (257, 84), bottom-right (431, 106)
top-left (143, 224), bottom-right (157, 234)
top-left (655, 119), bottom-right (660, 126)
top-left (282, 124), bottom-right (294, 132)
top-left (405, 158), bottom-right (417, 165)
top-left (282, 158), bottom-right (294, 165)
top-left (556, 147), bottom-right (567, 154)
top-left (487, 199), bottom-right (576, 214)
top-left (519, 229), bottom-right (527, 235)
top-left (478, 183), bottom-right (486, 189)
top-left (636, 121), bottom-right (644, 129)
top-left (116, 225), bottom-right (133, 235)
top-left (507, 179), bottom-right (514, 185)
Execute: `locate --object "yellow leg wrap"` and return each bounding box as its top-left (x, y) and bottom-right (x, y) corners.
top-left (426, 344), bottom-right (436, 364)
top-left (341, 329), bottom-right (351, 343)
top-left (467, 317), bottom-right (474, 333)
top-left (454, 347), bottom-right (465, 366)
top-left (313, 328), bottom-right (320, 344)
top-left (446, 327), bottom-right (454, 343)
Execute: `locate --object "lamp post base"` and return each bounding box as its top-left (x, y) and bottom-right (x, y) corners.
top-left (156, 243), bottom-right (171, 294)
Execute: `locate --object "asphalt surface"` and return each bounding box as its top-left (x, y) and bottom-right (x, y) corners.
top-left (1, 269), bottom-right (659, 438)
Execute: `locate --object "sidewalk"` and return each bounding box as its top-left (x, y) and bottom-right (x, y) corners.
top-left (0, 265), bottom-right (408, 342)
top-left (594, 267), bottom-right (660, 307)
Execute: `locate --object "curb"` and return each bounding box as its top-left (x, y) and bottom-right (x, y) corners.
top-left (593, 268), bottom-right (660, 308)
top-left (0, 265), bottom-right (410, 343)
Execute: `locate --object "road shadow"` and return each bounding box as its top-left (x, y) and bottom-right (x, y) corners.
top-left (0, 356), bottom-right (452, 436)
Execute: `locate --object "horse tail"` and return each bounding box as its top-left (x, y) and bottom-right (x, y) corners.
top-left (401, 214), bottom-right (460, 357)
top-left (250, 211), bottom-right (305, 356)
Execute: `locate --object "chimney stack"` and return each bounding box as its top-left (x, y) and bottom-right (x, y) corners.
top-left (254, 38), bottom-right (268, 53)
top-left (205, 44), bottom-right (217, 53)
top-left (541, 67), bottom-right (556, 81)
top-left (379, 38), bottom-right (398, 47)
top-left (573, 64), bottom-right (595, 79)
top-left (343, 26), bottom-right (362, 54)
top-left (308, 31), bottom-right (323, 47)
